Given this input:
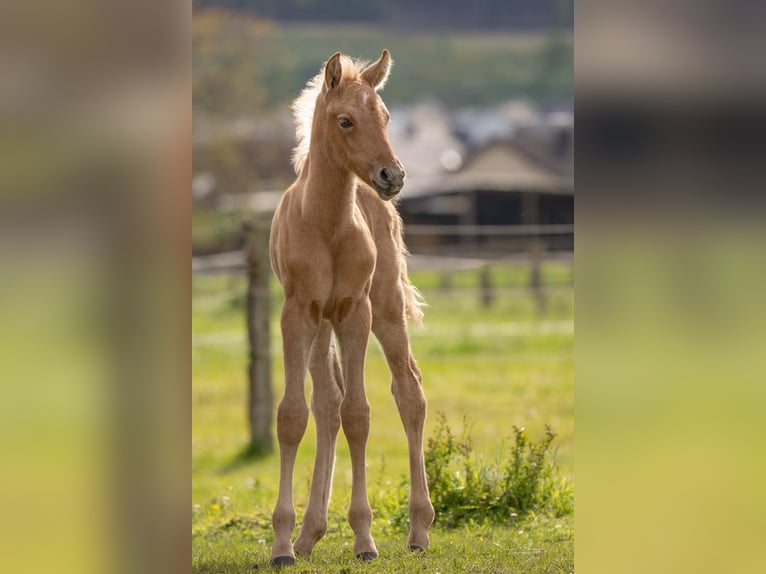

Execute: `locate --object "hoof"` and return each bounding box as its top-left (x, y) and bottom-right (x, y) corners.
top-left (409, 545), bottom-right (425, 552)
top-left (270, 555), bottom-right (296, 567)
top-left (355, 551), bottom-right (379, 561)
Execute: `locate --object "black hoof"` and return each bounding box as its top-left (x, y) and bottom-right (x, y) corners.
top-left (356, 551), bottom-right (379, 561)
top-left (409, 545), bottom-right (425, 552)
top-left (270, 555), bottom-right (296, 567)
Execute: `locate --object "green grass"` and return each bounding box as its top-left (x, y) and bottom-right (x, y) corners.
top-left (194, 517), bottom-right (572, 573)
top-left (192, 261), bottom-right (573, 572)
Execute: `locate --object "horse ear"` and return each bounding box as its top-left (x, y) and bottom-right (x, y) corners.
top-left (361, 49), bottom-right (392, 91)
top-left (324, 52), bottom-right (343, 92)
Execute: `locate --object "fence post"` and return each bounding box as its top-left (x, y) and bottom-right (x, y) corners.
top-left (243, 216), bottom-right (273, 454)
top-left (480, 265), bottom-right (494, 308)
top-left (439, 270), bottom-right (453, 293)
top-left (529, 240), bottom-right (547, 314)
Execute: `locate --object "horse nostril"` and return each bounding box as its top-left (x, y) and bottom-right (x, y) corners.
top-left (380, 168), bottom-right (391, 182)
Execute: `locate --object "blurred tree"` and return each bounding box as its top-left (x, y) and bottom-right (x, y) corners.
top-left (194, 0), bottom-right (573, 30)
top-left (191, 6), bottom-right (573, 115)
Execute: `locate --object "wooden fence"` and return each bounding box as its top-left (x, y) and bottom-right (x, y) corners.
top-left (193, 221), bottom-right (573, 450)
top-left (242, 216), bottom-right (273, 454)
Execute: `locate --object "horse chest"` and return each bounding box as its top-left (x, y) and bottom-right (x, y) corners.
top-left (279, 224), bottom-right (375, 303)
top-left (329, 228), bottom-right (376, 291)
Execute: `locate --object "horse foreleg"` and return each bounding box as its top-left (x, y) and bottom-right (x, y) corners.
top-left (372, 316), bottom-right (435, 551)
top-left (271, 299), bottom-right (315, 566)
top-left (335, 298), bottom-right (378, 559)
top-left (293, 321), bottom-right (344, 556)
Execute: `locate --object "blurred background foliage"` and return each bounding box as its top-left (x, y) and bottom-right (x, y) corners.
top-left (192, 3), bottom-right (573, 117)
top-left (193, 0), bottom-right (572, 29)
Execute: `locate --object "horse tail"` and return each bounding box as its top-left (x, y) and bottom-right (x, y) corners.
top-left (402, 269), bottom-right (426, 326)
top-left (383, 207), bottom-right (426, 326)
top-left (395, 213), bottom-right (426, 326)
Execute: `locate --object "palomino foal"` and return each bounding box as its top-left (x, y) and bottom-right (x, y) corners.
top-left (268, 50), bottom-right (434, 565)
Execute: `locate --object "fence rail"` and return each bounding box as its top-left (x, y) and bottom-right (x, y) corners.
top-left (192, 223), bottom-right (574, 274)
top-left (404, 224), bottom-right (574, 236)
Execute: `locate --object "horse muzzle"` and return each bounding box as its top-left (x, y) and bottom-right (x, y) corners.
top-left (371, 165), bottom-right (405, 200)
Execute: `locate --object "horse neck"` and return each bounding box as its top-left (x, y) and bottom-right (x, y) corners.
top-left (300, 142), bottom-right (357, 230)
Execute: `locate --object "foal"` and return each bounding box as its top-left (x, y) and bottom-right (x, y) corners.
top-left (268, 50), bottom-right (434, 565)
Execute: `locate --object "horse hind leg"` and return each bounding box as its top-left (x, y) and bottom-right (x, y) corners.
top-left (293, 321), bottom-right (344, 556)
top-left (372, 312), bottom-right (435, 551)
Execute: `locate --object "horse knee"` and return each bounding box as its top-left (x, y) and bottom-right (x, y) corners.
top-left (341, 398), bottom-right (371, 440)
top-left (393, 378), bottom-right (427, 422)
top-left (406, 392), bottom-right (427, 423)
top-left (312, 390), bottom-right (342, 434)
top-left (277, 399), bottom-right (309, 447)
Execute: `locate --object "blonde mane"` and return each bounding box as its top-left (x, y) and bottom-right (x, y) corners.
top-left (291, 55), bottom-right (371, 175)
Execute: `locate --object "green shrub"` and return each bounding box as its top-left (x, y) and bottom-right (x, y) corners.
top-left (396, 413), bottom-right (572, 528)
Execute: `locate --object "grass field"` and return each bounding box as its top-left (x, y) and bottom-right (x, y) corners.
top-left (192, 261), bottom-right (573, 573)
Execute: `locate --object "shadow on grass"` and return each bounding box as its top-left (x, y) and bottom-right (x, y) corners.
top-left (219, 441), bottom-right (273, 474)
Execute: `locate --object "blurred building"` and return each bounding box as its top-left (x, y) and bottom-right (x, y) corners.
top-left (194, 102), bottom-right (573, 258)
top-left (398, 111), bottom-right (573, 256)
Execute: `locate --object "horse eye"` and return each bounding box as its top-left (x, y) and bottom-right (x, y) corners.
top-left (339, 117), bottom-right (353, 129)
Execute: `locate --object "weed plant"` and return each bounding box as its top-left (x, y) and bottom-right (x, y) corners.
top-left (397, 413), bottom-right (572, 528)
